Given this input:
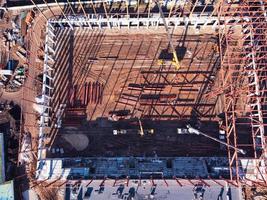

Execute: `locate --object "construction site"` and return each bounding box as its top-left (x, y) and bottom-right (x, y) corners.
top-left (0, 0), bottom-right (266, 199)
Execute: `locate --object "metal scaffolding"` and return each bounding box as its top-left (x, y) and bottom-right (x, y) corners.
top-left (219, 0), bottom-right (267, 185)
top-left (37, 21), bottom-right (56, 162)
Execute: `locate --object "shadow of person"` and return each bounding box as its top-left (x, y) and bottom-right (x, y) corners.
top-left (217, 187), bottom-right (224, 200)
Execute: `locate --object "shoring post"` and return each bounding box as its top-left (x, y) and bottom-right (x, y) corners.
top-left (100, 177), bottom-right (106, 186)
top-left (126, 176), bottom-right (129, 187)
top-left (150, 176), bottom-right (155, 186)
top-left (222, 177), bottom-right (238, 187)
top-left (162, 175), bottom-right (169, 187)
top-left (86, 179), bottom-right (94, 187)
top-left (173, 176), bottom-right (183, 187)
top-left (73, 178), bottom-right (82, 187)
top-left (197, 177), bottom-right (210, 187)
top-left (187, 178), bottom-right (195, 186)
top-left (208, 176), bottom-right (224, 187)
top-left (113, 178), bottom-right (117, 187)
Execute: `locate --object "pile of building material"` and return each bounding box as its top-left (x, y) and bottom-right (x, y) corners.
top-left (2, 28), bottom-right (20, 51)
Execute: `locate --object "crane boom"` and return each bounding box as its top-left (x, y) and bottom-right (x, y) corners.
top-left (186, 125), bottom-right (246, 155)
top-left (154, 0), bottom-right (180, 70)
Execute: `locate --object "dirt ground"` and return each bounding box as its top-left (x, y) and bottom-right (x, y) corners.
top-left (50, 28), bottom-right (220, 129)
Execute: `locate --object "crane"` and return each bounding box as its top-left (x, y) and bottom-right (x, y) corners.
top-left (154, 0), bottom-right (180, 70)
top-left (186, 124), bottom-right (246, 155)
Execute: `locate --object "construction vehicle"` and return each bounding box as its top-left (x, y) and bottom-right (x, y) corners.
top-left (177, 128), bottom-right (190, 134)
top-left (113, 129), bottom-right (127, 135)
top-left (154, 0), bottom-right (180, 70)
top-left (186, 125), bottom-right (246, 155)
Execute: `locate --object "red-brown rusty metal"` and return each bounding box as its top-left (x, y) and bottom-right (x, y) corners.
top-left (219, 0), bottom-right (267, 185)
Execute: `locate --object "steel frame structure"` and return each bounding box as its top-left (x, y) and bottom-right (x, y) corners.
top-left (16, 0), bottom-right (222, 29)
top-left (36, 14), bottom-right (218, 181)
top-left (30, 0), bottom-right (267, 187)
top-left (49, 14), bottom-right (218, 30)
top-left (219, 0), bottom-right (267, 185)
top-left (37, 5), bottom-right (221, 163)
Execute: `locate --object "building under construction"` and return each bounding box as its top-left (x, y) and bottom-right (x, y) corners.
top-left (3, 0), bottom-right (267, 199)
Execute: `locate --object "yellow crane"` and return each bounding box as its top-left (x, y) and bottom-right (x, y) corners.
top-left (154, 0), bottom-right (180, 70)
